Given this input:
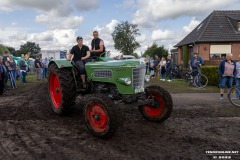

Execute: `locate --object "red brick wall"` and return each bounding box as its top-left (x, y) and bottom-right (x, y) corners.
top-left (197, 43), bottom-right (210, 61)
top-left (232, 42), bottom-right (240, 59)
top-left (177, 47), bottom-right (182, 64)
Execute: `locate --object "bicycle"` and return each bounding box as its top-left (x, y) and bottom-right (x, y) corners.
top-left (228, 83), bottom-right (240, 107)
top-left (184, 64), bottom-right (208, 88)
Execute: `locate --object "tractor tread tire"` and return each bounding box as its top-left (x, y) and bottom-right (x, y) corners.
top-left (139, 85), bottom-right (173, 122)
top-left (48, 63), bottom-right (77, 116)
top-left (84, 94), bottom-right (119, 139)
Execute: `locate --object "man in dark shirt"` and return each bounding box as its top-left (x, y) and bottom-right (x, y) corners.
top-left (90, 31), bottom-right (105, 58)
top-left (67, 36), bottom-right (90, 84)
top-left (35, 55), bottom-right (42, 80)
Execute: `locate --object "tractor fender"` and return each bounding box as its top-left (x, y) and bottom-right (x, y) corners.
top-left (48, 59), bottom-right (73, 68)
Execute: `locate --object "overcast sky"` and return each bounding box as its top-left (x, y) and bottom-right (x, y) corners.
top-left (0, 0), bottom-right (239, 56)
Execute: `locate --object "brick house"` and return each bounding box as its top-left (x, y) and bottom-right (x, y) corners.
top-left (174, 10), bottom-right (240, 66)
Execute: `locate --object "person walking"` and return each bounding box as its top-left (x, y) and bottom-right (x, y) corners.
top-left (218, 53), bottom-right (236, 100)
top-left (8, 54), bottom-right (17, 89)
top-left (42, 57), bottom-right (48, 78)
top-left (159, 57), bottom-right (167, 81)
top-left (20, 55), bottom-right (28, 84)
top-left (35, 55), bottom-right (42, 81)
top-left (166, 55), bottom-right (173, 82)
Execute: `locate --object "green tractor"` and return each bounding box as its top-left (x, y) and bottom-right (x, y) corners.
top-left (48, 56), bottom-right (173, 138)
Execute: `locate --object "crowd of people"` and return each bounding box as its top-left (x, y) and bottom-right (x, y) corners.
top-left (0, 50), bottom-right (50, 96)
top-left (147, 54), bottom-right (173, 82)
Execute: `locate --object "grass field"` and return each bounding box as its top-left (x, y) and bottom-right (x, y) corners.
top-left (147, 78), bottom-right (219, 93)
top-left (13, 73), bottom-right (219, 93)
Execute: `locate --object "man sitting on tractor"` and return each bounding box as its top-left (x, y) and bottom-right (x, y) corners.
top-left (67, 36), bottom-right (90, 86)
top-left (90, 31), bottom-right (105, 58)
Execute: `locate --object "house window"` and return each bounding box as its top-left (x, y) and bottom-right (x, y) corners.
top-left (210, 44), bottom-right (231, 59)
top-left (238, 22), bottom-right (240, 31)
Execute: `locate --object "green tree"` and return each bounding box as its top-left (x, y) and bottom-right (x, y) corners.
top-left (111, 21), bottom-right (140, 55)
top-left (182, 45), bottom-right (189, 68)
top-left (6, 46), bottom-right (16, 55)
top-left (143, 43), bottom-right (168, 58)
top-left (0, 44), bottom-right (9, 55)
top-left (19, 41), bottom-right (41, 56)
top-left (132, 53), bottom-right (139, 59)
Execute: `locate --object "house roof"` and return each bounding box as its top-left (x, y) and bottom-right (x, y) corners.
top-left (174, 10), bottom-right (240, 47)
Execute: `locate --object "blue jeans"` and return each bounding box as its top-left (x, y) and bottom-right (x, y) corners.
top-left (167, 69), bottom-right (172, 80)
top-left (9, 70), bottom-right (17, 89)
top-left (22, 71), bottom-right (27, 84)
top-left (43, 68), bottom-right (47, 78)
top-left (219, 76), bottom-right (234, 89)
top-left (161, 73), bottom-right (166, 79)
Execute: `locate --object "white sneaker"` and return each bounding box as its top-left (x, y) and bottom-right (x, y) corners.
top-left (220, 96), bottom-right (224, 100)
top-left (167, 80), bottom-right (172, 82)
top-left (160, 79), bottom-right (163, 81)
top-left (162, 79), bottom-right (166, 81)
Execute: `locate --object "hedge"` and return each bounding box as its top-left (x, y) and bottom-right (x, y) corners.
top-left (201, 66), bottom-right (220, 86)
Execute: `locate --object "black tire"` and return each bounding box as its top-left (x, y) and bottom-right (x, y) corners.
top-left (139, 85), bottom-right (173, 122)
top-left (84, 94), bottom-right (119, 138)
top-left (48, 63), bottom-right (77, 116)
top-left (184, 72), bottom-right (191, 82)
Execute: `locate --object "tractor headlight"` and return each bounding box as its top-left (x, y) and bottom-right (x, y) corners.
top-left (124, 77), bottom-right (132, 85)
top-left (118, 77), bottom-right (132, 86)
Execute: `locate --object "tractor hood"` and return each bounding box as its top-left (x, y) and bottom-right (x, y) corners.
top-left (85, 59), bottom-right (145, 68)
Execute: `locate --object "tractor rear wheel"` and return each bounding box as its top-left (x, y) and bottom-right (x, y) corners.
top-left (139, 85), bottom-right (173, 122)
top-left (48, 63), bottom-right (77, 116)
top-left (84, 94), bottom-right (119, 138)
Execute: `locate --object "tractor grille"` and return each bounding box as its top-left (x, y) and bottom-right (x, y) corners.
top-left (132, 65), bottom-right (145, 92)
top-left (93, 70), bottom-right (112, 78)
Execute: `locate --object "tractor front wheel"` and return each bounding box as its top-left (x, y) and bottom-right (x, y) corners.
top-left (139, 85), bottom-right (173, 122)
top-left (84, 94), bottom-right (119, 138)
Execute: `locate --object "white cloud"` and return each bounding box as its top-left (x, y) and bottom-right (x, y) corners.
top-left (106, 19), bottom-right (118, 33)
top-left (151, 29), bottom-right (174, 41)
top-left (133, 0), bottom-right (239, 27)
top-left (0, 0), bottom-right (99, 15)
top-left (36, 15), bottom-right (84, 30)
top-left (136, 34), bottom-right (146, 43)
top-left (183, 17), bottom-right (201, 33)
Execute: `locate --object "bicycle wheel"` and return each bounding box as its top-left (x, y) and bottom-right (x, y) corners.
top-left (184, 72), bottom-right (191, 82)
top-left (194, 74), bottom-right (208, 88)
top-left (229, 86), bottom-right (240, 107)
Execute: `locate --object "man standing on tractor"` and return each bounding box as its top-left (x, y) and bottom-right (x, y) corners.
top-left (90, 31), bottom-right (105, 57)
top-left (67, 36), bottom-right (90, 86)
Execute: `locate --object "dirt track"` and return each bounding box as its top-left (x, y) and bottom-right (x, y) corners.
top-left (0, 81), bottom-right (240, 160)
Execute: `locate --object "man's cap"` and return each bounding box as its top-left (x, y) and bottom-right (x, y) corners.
top-left (76, 36), bottom-right (83, 41)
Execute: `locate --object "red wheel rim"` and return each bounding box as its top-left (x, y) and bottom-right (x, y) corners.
top-left (49, 72), bottom-right (62, 109)
top-left (144, 92), bottom-right (164, 117)
top-left (87, 103), bottom-right (108, 132)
